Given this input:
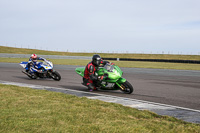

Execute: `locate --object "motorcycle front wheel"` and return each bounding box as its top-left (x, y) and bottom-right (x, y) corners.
top-left (119, 81), bottom-right (134, 94)
top-left (51, 71), bottom-right (61, 81)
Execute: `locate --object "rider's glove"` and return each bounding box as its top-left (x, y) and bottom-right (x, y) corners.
top-left (98, 76), bottom-right (104, 81)
top-left (40, 57), bottom-right (46, 61)
top-left (110, 63), bottom-right (115, 65)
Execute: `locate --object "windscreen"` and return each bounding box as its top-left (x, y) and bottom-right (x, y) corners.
top-left (42, 61), bottom-right (48, 66)
top-left (104, 64), bottom-right (114, 72)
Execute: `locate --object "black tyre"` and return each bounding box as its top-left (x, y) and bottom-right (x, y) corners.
top-left (120, 81), bottom-right (134, 94)
top-left (29, 73), bottom-right (37, 79)
top-left (52, 71), bottom-right (61, 81)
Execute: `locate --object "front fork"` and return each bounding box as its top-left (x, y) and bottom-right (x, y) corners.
top-left (47, 69), bottom-right (55, 78)
top-left (115, 78), bottom-right (126, 90)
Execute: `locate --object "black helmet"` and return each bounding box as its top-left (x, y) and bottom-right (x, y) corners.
top-left (92, 54), bottom-right (101, 66)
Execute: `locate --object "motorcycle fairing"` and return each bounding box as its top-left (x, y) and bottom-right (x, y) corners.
top-left (75, 67), bottom-right (85, 77)
top-left (19, 62), bottom-right (28, 68)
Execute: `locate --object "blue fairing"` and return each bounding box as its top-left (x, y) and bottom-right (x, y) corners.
top-left (20, 59), bottom-right (53, 74)
top-left (20, 62), bottom-right (28, 65)
top-left (35, 62), bottom-right (43, 69)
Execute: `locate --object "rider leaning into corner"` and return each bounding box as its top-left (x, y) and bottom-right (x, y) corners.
top-left (25, 54), bottom-right (46, 75)
top-left (83, 54), bottom-right (114, 91)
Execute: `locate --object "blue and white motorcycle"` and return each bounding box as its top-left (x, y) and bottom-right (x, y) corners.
top-left (20, 60), bottom-right (61, 81)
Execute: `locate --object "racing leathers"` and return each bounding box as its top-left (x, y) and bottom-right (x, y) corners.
top-left (83, 60), bottom-right (110, 91)
top-left (25, 57), bottom-right (46, 74)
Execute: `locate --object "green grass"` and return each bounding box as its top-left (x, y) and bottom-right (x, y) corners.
top-left (0, 84), bottom-right (199, 133)
top-left (1, 46), bottom-right (200, 60)
top-left (1, 57), bottom-right (200, 71)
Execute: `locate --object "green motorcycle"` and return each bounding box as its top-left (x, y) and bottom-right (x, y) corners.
top-left (75, 63), bottom-right (134, 94)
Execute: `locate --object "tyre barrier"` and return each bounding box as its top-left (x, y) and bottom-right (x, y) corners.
top-left (102, 58), bottom-right (200, 64)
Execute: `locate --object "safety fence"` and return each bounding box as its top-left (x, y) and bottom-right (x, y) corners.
top-left (1, 53), bottom-right (200, 64)
top-left (102, 58), bottom-right (200, 64)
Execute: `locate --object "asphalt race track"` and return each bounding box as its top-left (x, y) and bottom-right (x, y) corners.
top-left (1, 62), bottom-right (200, 110)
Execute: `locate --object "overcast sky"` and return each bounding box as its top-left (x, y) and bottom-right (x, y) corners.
top-left (0, 0), bottom-right (200, 54)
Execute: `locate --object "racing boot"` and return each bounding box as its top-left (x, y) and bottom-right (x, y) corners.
top-left (88, 84), bottom-right (97, 91)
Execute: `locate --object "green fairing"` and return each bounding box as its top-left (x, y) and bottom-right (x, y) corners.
top-left (75, 64), bottom-right (133, 94)
top-left (75, 65), bottom-right (125, 83)
top-left (75, 67), bottom-right (85, 77)
top-left (97, 66), bottom-right (124, 83)
top-left (116, 77), bottom-right (126, 84)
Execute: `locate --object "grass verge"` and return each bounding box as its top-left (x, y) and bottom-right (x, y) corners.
top-left (0, 84), bottom-right (199, 132)
top-left (1, 57), bottom-right (200, 71)
top-left (1, 46), bottom-right (200, 60)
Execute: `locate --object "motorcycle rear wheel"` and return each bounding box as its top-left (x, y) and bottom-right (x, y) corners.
top-left (29, 73), bottom-right (37, 79)
top-left (120, 81), bottom-right (134, 94)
